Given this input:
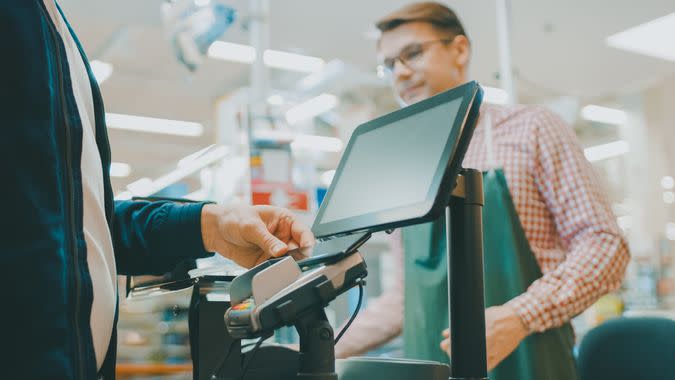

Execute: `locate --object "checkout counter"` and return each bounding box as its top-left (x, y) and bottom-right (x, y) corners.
top-left (127, 81), bottom-right (487, 380)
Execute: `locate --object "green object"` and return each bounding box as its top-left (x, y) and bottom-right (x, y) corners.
top-left (402, 169), bottom-right (578, 379)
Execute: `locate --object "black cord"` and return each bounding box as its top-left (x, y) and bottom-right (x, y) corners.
top-left (239, 337), bottom-right (265, 379)
top-left (213, 338), bottom-right (238, 379)
top-left (334, 281), bottom-right (364, 344)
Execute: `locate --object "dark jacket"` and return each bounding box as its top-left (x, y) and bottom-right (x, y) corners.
top-left (0, 2), bottom-right (212, 378)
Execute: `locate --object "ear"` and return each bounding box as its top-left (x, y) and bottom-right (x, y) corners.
top-left (453, 35), bottom-right (471, 67)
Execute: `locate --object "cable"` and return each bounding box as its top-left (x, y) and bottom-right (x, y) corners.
top-left (213, 338), bottom-right (238, 380)
top-left (239, 337), bottom-right (265, 379)
top-left (334, 281), bottom-right (364, 344)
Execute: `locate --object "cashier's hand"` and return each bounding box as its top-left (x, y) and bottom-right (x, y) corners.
top-left (440, 305), bottom-right (529, 371)
top-left (200, 203), bottom-right (314, 268)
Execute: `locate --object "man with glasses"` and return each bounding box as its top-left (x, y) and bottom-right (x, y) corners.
top-left (335, 3), bottom-right (629, 379)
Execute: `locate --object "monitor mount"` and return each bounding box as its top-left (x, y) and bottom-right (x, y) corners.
top-left (191, 169), bottom-right (488, 380)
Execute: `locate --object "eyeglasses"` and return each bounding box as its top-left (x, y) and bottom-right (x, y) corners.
top-left (377, 38), bottom-right (454, 79)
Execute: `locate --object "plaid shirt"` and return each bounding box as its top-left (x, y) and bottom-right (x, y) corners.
top-left (465, 104), bottom-right (630, 332)
top-left (335, 104), bottom-right (630, 357)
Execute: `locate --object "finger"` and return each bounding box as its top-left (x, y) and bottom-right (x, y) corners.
top-left (245, 221), bottom-right (288, 257)
top-left (440, 339), bottom-right (450, 353)
top-left (442, 329), bottom-right (449, 338)
top-left (274, 216), bottom-right (293, 243)
top-left (289, 217), bottom-right (315, 247)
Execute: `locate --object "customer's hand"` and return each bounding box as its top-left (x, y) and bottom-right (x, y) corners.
top-left (440, 304), bottom-right (529, 371)
top-left (200, 203), bottom-right (314, 268)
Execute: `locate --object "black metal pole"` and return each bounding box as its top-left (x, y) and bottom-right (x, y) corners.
top-left (447, 169), bottom-right (488, 380)
top-left (295, 309), bottom-right (338, 380)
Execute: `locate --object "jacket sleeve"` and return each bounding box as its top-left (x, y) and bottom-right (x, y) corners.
top-left (112, 200), bottom-right (214, 275)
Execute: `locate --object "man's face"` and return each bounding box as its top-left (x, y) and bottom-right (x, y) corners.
top-left (378, 22), bottom-right (470, 105)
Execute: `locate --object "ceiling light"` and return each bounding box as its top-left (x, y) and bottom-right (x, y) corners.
top-left (207, 41), bottom-right (255, 64)
top-left (661, 176), bottom-right (674, 190)
top-left (482, 86), bottom-right (509, 105)
top-left (581, 105), bottom-right (628, 125)
top-left (285, 93), bottom-right (338, 125)
top-left (664, 191), bottom-right (675, 204)
top-left (115, 191), bottom-right (133, 201)
top-left (320, 170), bottom-right (336, 186)
top-left (667, 222), bottom-right (675, 241)
top-left (127, 177), bottom-right (153, 195)
top-left (208, 41), bottom-right (325, 73)
top-left (607, 12), bottom-right (675, 62)
top-left (90, 60), bottom-right (113, 84)
top-left (106, 113), bottom-right (204, 136)
top-left (110, 162), bottom-right (131, 178)
top-left (126, 147), bottom-right (229, 197)
top-left (291, 135), bottom-right (343, 153)
top-left (584, 140), bottom-right (630, 162)
top-left (617, 215), bottom-right (632, 230)
top-left (263, 50), bottom-right (325, 73)
top-left (267, 94), bottom-right (285, 106)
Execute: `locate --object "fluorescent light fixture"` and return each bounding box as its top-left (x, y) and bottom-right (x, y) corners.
top-left (617, 215), bottom-right (632, 230)
top-left (207, 41), bottom-right (255, 64)
top-left (126, 146), bottom-right (229, 197)
top-left (110, 162), bottom-right (131, 178)
top-left (662, 176), bottom-right (674, 190)
top-left (291, 134), bottom-right (343, 153)
top-left (664, 191), bottom-right (675, 204)
top-left (90, 60), bottom-right (113, 84)
top-left (667, 222), bottom-right (675, 241)
top-left (208, 41), bottom-right (325, 73)
top-left (483, 86), bottom-right (509, 105)
top-left (263, 50), bottom-right (325, 73)
top-left (581, 105), bottom-right (628, 125)
top-left (178, 144), bottom-right (216, 167)
top-left (127, 177), bottom-right (153, 195)
top-left (267, 94), bottom-right (285, 106)
top-left (285, 93), bottom-right (338, 125)
top-left (115, 191), bottom-right (133, 201)
top-left (106, 113), bottom-right (204, 136)
top-left (320, 170), bottom-right (336, 186)
top-left (607, 13), bottom-right (675, 62)
top-left (194, 0), bottom-right (211, 6)
top-left (584, 140), bottom-right (630, 162)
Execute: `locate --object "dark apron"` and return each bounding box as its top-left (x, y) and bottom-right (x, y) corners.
top-left (402, 169), bottom-right (578, 380)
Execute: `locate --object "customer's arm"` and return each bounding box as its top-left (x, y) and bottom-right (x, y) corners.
top-left (335, 230), bottom-right (405, 358)
top-left (505, 108), bottom-right (631, 333)
top-left (112, 200), bottom-right (212, 275)
top-left (113, 201), bottom-right (315, 275)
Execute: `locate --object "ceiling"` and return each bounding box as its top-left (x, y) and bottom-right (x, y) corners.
top-left (57, 0), bottom-right (675, 194)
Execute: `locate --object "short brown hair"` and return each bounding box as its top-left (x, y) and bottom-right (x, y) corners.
top-left (376, 2), bottom-right (468, 42)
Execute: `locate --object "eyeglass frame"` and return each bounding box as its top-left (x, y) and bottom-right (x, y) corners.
top-left (377, 37), bottom-right (458, 79)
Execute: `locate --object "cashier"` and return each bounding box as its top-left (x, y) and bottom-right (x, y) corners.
top-left (335, 3), bottom-right (630, 379)
top-left (1, 1), bottom-right (314, 379)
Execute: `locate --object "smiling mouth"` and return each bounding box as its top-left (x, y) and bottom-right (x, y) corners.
top-left (402, 83), bottom-right (423, 100)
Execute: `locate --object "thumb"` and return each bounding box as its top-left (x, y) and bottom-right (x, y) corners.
top-left (247, 222), bottom-right (288, 257)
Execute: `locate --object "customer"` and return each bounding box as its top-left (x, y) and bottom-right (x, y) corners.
top-left (0, 1), bottom-right (313, 379)
top-left (335, 3), bottom-right (630, 380)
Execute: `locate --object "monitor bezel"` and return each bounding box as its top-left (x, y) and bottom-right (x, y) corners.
top-left (312, 81), bottom-right (483, 239)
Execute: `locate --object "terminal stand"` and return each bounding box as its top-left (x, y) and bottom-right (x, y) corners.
top-left (294, 310), bottom-right (337, 380)
top-left (447, 169), bottom-right (488, 380)
top-left (186, 169), bottom-right (488, 380)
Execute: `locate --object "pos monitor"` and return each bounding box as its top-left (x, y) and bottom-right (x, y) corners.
top-left (311, 80), bottom-right (483, 239)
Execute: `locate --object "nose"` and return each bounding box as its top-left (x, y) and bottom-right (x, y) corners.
top-left (392, 59), bottom-right (413, 82)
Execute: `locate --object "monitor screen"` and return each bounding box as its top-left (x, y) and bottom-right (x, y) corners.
top-left (312, 82), bottom-right (481, 238)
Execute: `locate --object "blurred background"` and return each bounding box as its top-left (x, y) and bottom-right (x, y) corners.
top-left (57, 0), bottom-right (675, 378)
